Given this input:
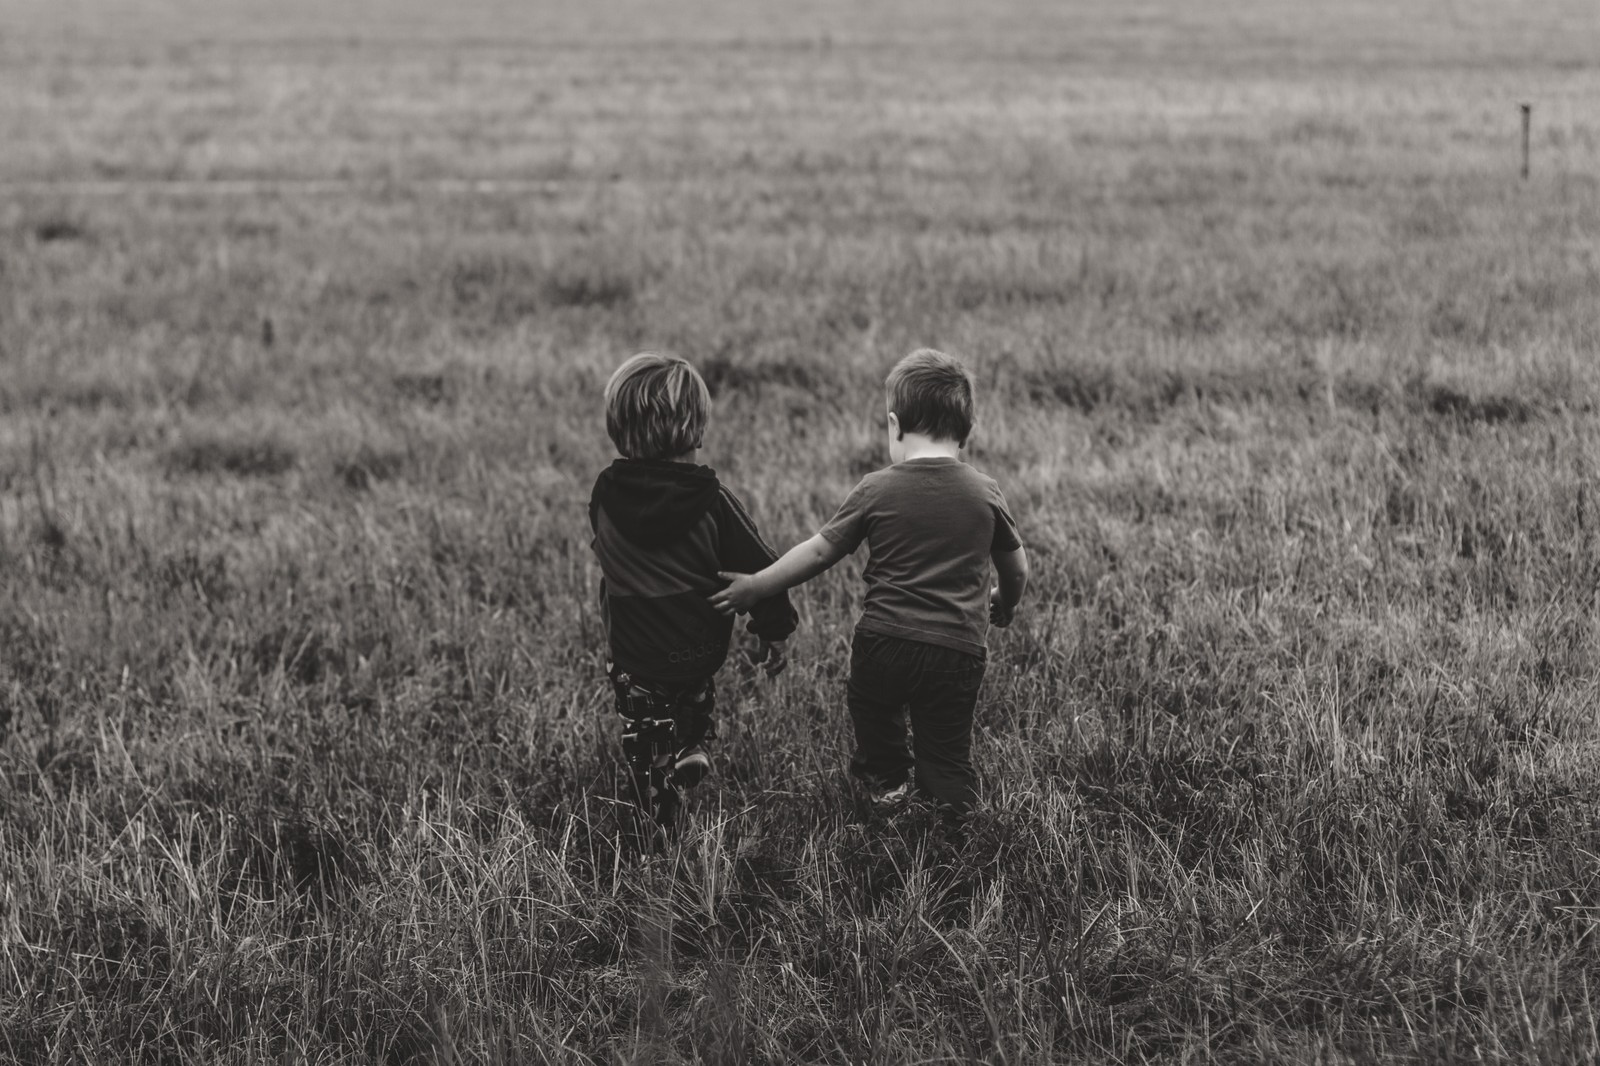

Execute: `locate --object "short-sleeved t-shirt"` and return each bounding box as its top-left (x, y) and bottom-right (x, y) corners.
top-left (818, 457), bottom-right (1022, 658)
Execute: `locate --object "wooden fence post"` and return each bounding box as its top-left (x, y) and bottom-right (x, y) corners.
top-left (1521, 103), bottom-right (1531, 179)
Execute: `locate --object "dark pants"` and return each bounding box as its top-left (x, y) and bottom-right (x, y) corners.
top-left (846, 630), bottom-right (986, 817)
top-left (608, 665), bottom-right (716, 828)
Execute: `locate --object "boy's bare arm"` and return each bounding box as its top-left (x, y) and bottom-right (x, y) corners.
top-left (710, 533), bottom-right (849, 615)
top-left (989, 545), bottom-right (1029, 627)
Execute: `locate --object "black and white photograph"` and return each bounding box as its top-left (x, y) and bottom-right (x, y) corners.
top-left (3, 0), bottom-right (1600, 1061)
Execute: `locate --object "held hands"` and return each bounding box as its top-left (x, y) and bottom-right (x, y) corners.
top-left (709, 571), bottom-right (763, 616)
top-left (989, 585), bottom-right (1015, 628)
top-left (714, 574), bottom-right (788, 678)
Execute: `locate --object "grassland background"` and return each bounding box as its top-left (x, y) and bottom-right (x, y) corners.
top-left (4, 0), bottom-right (1600, 1062)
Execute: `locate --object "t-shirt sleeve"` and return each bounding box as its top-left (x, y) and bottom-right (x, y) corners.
top-left (989, 482), bottom-right (1023, 553)
top-left (817, 477), bottom-right (874, 555)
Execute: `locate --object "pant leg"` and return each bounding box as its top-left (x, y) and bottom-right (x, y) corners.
top-left (668, 676), bottom-right (717, 754)
top-left (846, 631), bottom-right (915, 789)
top-left (906, 645), bottom-right (986, 818)
top-left (610, 667), bottom-right (691, 828)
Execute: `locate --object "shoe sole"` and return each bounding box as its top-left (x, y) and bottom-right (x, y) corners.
top-left (674, 753), bottom-right (711, 789)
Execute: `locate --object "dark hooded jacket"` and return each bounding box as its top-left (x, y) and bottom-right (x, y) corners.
top-left (589, 459), bottom-right (798, 682)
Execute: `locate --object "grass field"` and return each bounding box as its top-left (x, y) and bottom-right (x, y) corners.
top-left (4, 1), bottom-right (1600, 1062)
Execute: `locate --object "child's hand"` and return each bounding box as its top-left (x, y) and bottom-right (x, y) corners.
top-left (709, 571), bottom-right (763, 616)
top-left (745, 638), bottom-right (788, 679)
top-left (989, 585), bottom-right (1015, 628)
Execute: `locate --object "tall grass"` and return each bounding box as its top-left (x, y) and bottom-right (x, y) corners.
top-left (4, 1), bottom-right (1600, 1062)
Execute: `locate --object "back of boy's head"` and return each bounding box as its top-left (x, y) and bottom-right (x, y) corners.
top-left (885, 348), bottom-right (975, 446)
top-left (605, 352), bottom-right (711, 460)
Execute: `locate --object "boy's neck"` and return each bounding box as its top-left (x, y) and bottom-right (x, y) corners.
top-left (897, 433), bottom-right (961, 462)
top-left (621, 450), bottom-right (700, 464)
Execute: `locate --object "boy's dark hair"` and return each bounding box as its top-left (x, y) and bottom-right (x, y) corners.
top-left (885, 348), bottom-right (975, 446)
top-left (605, 352), bottom-right (711, 460)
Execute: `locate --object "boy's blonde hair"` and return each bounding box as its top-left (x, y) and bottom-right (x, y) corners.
top-left (886, 348), bottom-right (975, 446)
top-left (605, 352), bottom-right (711, 460)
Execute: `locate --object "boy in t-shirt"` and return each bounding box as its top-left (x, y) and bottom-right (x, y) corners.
top-left (711, 349), bottom-right (1027, 820)
top-left (591, 352), bottom-right (797, 832)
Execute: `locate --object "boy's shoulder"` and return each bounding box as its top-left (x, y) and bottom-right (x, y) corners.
top-left (837, 462), bottom-right (1006, 525)
top-left (870, 459), bottom-right (1002, 493)
top-left (711, 476), bottom-right (763, 523)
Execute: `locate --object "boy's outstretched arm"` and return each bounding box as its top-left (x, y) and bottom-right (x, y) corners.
top-left (710, 533), bottom-right (849, 616)
top-left (989, 545), bottom-right (1029, 627)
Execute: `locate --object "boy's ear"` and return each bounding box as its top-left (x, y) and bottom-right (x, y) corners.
top-left (887, 411), bottom-right (903, 441)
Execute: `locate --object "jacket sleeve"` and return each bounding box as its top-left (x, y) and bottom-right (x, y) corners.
top-left (714, 486), bottom-right (799, 643)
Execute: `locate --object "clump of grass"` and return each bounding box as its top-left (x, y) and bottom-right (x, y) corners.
top-left (443, 248), bottom-right (638, 328)
top-left (446, 252), bottom-right (546, 324)
top-left (391, 370), bottom-right (456, 405)
top-left (1418, 382), bottom-right (1538, 426)
top-left (33, 215), bottom-right (87, 243)
top-left (334, 444), bottom-right (408, 490)
top-left (164, 432), bottom-right (297, 477)
top-left (700, 355), bottom-right (830, 398)
top-left (542, 265), bottom-right (636, 310)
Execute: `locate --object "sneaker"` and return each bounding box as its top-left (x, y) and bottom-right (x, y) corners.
top-left (672, 746), bottom-right (711, 789)
top-left (872, 781), bottom-right (911, 808)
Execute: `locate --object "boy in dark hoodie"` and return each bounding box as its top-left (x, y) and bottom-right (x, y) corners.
top-left (589, 352), bottom-right (798, 831)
